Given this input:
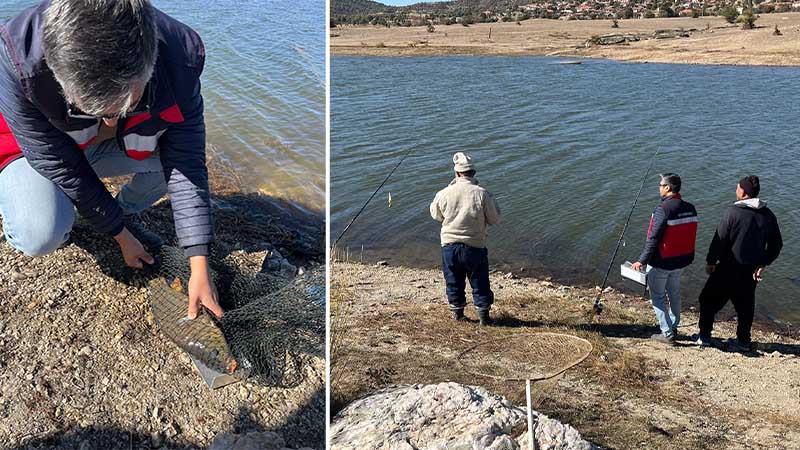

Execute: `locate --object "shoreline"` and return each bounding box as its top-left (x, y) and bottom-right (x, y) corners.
top-left (331, 13), bottom-right (800, 66)
top-left (331, 261), bottom-right (800, 449)
top-left (331, 247), bottom-right (800, 337)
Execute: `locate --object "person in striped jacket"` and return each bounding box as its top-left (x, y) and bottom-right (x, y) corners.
top-left (631, 173), bottom-right (698, 345)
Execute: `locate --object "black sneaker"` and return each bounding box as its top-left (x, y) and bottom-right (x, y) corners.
top-left (478, 309), bottom-right (493, 326)
top-left (452, 308), bottom-right (465, 321)
top-left (123, 214), bottom-right (164, 253)
top-left (691, 333), bottom-right (712, 348)
top-left (724, 338), bottom-right (753, 352)
top-left (650, 333), bottom-right (675, 345)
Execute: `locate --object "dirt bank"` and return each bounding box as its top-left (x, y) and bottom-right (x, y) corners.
top-left (332, 261), bottom-right (800, 450)
top-left (331, 13), bottom-right (800, 66)
top-left (0, 158), bottom-right (325, 450)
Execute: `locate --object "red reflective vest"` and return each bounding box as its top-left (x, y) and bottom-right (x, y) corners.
top-left (646, 194), bottom-right (698, 268)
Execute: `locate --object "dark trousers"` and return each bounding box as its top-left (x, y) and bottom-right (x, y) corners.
top-left (441, 243), bottom-right (494, 311)
top-left (698, 265), bottom-right (758, 343)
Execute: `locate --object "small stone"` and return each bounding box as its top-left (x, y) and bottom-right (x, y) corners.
top-left (11, 270), bottom-right (27, 281)
top-left (150, 432), bottom-right (163, 448)
top-left (239, 386), bottom-right (250, 400)
top-left (376, 261), bottom-right (389, 266)
top-left (79, 346), bottom-right (92, 356)
top-left (164, 423), bottom-right (179, 439)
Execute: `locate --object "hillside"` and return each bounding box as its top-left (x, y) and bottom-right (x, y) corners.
top-left (331, 0), bottom-right (397, 16)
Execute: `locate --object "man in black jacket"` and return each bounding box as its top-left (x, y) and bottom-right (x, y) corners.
top-left (694, 176), bottom-right (782, 350)
top-left (0, 0), bottom-right (222, 319)
top-left (631, 173), bottom-right (698, 344)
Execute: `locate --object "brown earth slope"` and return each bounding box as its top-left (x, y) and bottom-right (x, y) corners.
top-left (331, 13), bottom-right (800, 66)
top-left (332, 261), bottom-right (800, 450)
top-left (0, 160), bottom-right (325, 450)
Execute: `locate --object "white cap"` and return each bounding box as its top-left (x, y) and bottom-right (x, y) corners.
top-left (453, 152), bottom-right (474, 172)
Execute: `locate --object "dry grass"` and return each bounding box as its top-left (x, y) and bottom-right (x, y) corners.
top-left (329, 263), bottom-right (779, 450)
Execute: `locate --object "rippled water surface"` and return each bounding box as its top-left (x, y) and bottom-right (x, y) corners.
top-left (332, 56), bottom-right (799, 327)
top-left (2, 0), bottom-right (325, 211)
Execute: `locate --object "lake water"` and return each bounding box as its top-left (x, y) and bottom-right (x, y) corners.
top-left (331, 56), bottom-right (799, 328)
top-left (1, 0), bottom-right (325, 212)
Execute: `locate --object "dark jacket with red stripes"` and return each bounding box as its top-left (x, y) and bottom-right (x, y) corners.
top-left (0, 1), bottom-right (211, 257)
top-left (637, 193), bottom-right (698, 270)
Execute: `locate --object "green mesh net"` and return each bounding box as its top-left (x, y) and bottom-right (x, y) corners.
top-left (148, 245), bottom-right (325, 387)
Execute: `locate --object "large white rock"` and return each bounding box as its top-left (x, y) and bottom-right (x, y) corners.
top-left (330, 382), bottom-right (597, 450)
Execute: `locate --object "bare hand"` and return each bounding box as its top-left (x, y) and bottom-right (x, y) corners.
top-left (631, 262), bottom-right (643, 272)
top-left (113, 228), bottom-right (154, 269)
top-left (187, 256), bottom-right (224, 319)
top-left (754, 266), bottom-right (764, 282)
top-left (706, 264), bottom-right (716, 275)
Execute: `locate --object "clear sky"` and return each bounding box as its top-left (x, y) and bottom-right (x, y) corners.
top-left (381, 0), bottom-right (449, 5)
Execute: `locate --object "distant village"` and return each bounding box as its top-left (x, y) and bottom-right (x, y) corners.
top-left (333, 0), bottom-right (800, 25)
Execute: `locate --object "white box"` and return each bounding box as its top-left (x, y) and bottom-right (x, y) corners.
top-left (621, 261), bottom-right (651, 285)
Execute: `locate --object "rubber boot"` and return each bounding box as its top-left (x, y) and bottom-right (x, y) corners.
top-left (478, 309), bottom-right (492, 326)
top-left (452, 308), bottom-right (465, 321)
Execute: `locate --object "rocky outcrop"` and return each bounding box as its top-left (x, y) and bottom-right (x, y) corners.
top-left (330, 382), bottom-right (597, 450)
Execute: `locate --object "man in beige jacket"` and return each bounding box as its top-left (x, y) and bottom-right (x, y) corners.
top-left (430, 152), bottom-right (501, 325)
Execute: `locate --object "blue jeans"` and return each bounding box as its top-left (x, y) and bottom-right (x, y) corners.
top-left (0, 139), bottom-right (166, 257)
top-left (647, 267), bottom-right (682, 337)
top-left (441, 243), bottom-right (494, 311)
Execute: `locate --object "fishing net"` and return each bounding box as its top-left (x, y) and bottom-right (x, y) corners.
top-left (458, 333), bottom-right (593, 382)
top-left (148, 245), bottom-right (325, 387)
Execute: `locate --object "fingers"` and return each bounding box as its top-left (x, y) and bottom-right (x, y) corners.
top-left (141, 251), bottom-right (155, 266)
top-left (187, 296), bottom-right (200, 320)
top-left (129, 256), bottom-right (144, 270)
top-left (204, 297), bottom-right (224, 319)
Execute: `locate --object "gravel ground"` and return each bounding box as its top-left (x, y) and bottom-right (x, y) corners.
top-left (332, 261), bottom-right (800, 450)
top-left (0, 180), bottom-right (325, 450)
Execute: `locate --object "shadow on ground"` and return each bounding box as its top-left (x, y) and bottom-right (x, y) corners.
top-left (3, 386), bottom-right (324, 450)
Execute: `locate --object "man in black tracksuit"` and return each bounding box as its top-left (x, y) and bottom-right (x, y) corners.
top-left (695, 176), bottom-right (782, 350)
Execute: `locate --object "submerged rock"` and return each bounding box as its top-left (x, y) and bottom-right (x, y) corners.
top-left (330, 382), bottom-right (596, 450)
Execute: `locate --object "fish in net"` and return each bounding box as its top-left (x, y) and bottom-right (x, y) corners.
top-left (458, 332), bottom-right (593, 382)
top-left (148, 245), bottom-right (325, 387)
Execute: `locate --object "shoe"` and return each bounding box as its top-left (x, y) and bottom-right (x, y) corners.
top-left (452, 308), bottom-right (465, 321)
top-left (123, 214), bottom-right (164, 253)
top-left (650, 333), bottom-right (675, 345)
top-left (478, 309), bottom-right (493, 326)
top-left (724, 338), bottom-right (753, 352)
top-left (691, 333), bottom-right (712, 348)
top-left (672, 327), bottom-right (679, 339)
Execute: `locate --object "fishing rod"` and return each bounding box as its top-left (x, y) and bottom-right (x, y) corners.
top-left (594, 148), bottom-right (660, 315)
top-left (332, 148), bottom-right (414, 250)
